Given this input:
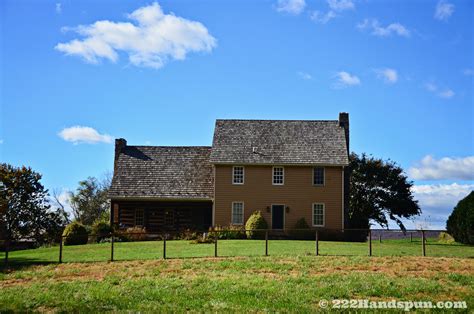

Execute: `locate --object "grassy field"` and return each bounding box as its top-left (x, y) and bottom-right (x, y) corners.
top-left (1, 239), bottom-right (473, 312)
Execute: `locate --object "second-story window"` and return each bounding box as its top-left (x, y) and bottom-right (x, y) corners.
top-left (273, 167), bottom-right (284, 185)
top-left (313, 167), bottom-right (325, 186)
top-left (233, 166), bottom-right (244, 184)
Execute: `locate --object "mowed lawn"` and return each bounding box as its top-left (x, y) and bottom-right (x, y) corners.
top-left (1, 240), bottom-right (473, 312)
top-left (2, 238), bottom-right (473, 264)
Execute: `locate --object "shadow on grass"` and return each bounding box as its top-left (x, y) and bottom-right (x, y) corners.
top-left (1, 257), bottom-right (116, 272)
top-left (1, 257), bottom-right (59, 272)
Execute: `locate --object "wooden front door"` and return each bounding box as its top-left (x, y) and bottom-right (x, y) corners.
top-left (271, 205), bottom-right (284, 229)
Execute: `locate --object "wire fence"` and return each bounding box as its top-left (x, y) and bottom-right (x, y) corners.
top-left (1, 228), bottom-right (472, 267)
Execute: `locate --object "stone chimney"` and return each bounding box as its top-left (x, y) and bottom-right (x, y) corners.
top-left (339, 112), bottom-right (349, 153)
top-left (114, 138), bottom-right (127, 168)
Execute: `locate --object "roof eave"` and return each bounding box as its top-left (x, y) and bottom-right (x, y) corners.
top-left (109, 196), bottom-right (213, 202)
top-left (209, 162), bottom-right (349, 167)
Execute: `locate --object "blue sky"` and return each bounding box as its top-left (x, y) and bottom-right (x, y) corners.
top-left (1, 0), bottom-right (473, 229)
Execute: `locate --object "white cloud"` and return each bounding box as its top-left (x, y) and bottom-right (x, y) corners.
top-left (424, 82), bottom-right (437, 92)
top-left (327, 0), bottom-right (354, 11)
top-left (463, 68), bottom-right (474, 76)
top-left (58, 126), bottom-right (113, 144)
top-left (434, 0), bottom-right (454, 21)
top-left (55, 2), bottom-right (217, 69)
top-left (409, 155), bottom-right (474, 180)
top-left (50, 189), bottom-right (73, 215)
top-left (374, 68), bottom-right (398, 84)
top-left (424, 82), bottom-right (455, 99)
top-left (297, 71), bottom-right (312, 80)
top-left (310, 0), bottom-right (354, 25)
top-left (310, 10), bottom-right (337, 24)
top-left (334, 71), bottom-right (360, 87)
top-left (276, 0), bottom-right (306, 15)
top-left (357, 19), bottom-right (410, 37)
top-left (55, 3), bottom-right (62, 14)
top-left (412, 183), bottom-right (473, 210)
top-left (402, 183), bottom-right (473, 229)
top-left (438, 89), bottom-right (455, 98)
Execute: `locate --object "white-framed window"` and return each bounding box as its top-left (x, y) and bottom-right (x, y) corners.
top-left (135, 208), bottom-right (145, 226)
top-left (313, 167), bottom-right (325, 186)
top-left (312, 203), bottom-right (325, 227)
top-left (232, 202), bottom-right (244, 225)
top-left (232, 166), bottom-right (244, 184)
top-left (272, 167), bottom-right (284, 185)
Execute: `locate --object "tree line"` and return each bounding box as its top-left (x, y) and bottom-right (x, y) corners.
top-left (0, 163), bottom-right (111, 245)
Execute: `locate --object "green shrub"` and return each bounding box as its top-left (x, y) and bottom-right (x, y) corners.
top-left (295, 217), bottom-right (309, 229)
top-left (91, 220), bottom-right (112, 242)
top-left (438, 232), bottom-right (455, 244)
top-left (116, 226), bottom-right (147, 242)
top-left (210, 225), bottom-right (246, 239)
top-left (62, 222), bottom-right (89, 245)
top-left (179, 229), bottom-right (200, 240)
top-left (289, 218), bottom-right (313, 240)
top-left (245, 211), bottom-right (268, 239)
top-left (190, 233), bottom-right (214, 244)
top-left (447, 192), bottom-right (474, 244)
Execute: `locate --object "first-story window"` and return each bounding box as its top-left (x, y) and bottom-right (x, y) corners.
top-left (312, 203), bottom-right (325, 227)
top-left (313, 167), bottom-right (325, 185)
top-left (233, 166), bottom-right (244, 184)
top-left (135, 208), bottom-right (144, 226)
top-left (273, 167), bottom-right (284, 185)
top-left (232, 202), bottom-right (244, 225)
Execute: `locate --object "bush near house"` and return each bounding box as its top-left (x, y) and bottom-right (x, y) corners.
top-left (245, 211), bottom-right (268, 239)
top-left (116, 227), bottom-right (148, 242)
top-left (91, 220), bottom-right (112, 243)
top-left (288, 218), bottom-right (313, 240)
top-left (210, 225), bottom-right (246, 239)
top-left (447, 191), bottom-right (474, 245)
top-left (62, 222), bottom-right (88, 246)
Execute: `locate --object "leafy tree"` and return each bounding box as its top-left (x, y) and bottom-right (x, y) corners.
top-left (0, 163), bottom-right (68, 244)
top-left (446, 191), bottom-right (474, 244)
top-left (348, 153), bottom-right (421, 231)
top-left (69, 175), bottom-right (111, 226)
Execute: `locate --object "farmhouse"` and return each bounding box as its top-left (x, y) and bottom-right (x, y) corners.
top-left (109, 113), bottom-right (350, 232)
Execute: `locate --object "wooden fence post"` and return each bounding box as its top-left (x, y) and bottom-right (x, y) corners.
top-left (265, 230), bottom-right (268, 256)
top-left (110, 234), bottom-right (115, 262)
top-left (315, 230), bottom-right (319, 256)
top-left (214, 233), bottom-right (218, 258)
top-left (410, 232), bottom-right (413, 242)
top-left (59, 236), bottom-right (63, 263)
top-left (163, 234), bottom-right (166, 259)
top-left (368, 230), bottom-right (372, 256)
top-left (4, 239), bottom-right (9, 267)
top-left (421, 230), bottom-right (426, 256)
top-left (379, 234), bottom-right (382, 243)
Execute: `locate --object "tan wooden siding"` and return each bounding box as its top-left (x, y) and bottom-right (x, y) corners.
top-left (214, 165), bottom-right (343, 230)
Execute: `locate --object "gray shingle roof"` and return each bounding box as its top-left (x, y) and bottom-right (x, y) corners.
top-left (109, 146), bottom-right (213, 199)
top-left (209, 120), bottom-right (349, 165)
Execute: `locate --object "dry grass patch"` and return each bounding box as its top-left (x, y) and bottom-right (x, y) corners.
top-left (2, 255), bottom-right (473, 288)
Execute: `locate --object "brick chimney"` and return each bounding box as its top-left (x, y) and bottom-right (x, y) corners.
top-left (114, 138), bottom-right (127, 169)
top-left (338, 112), bottom-right (350, 229)
top-left (339, 112), bottom-right (349, 154)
